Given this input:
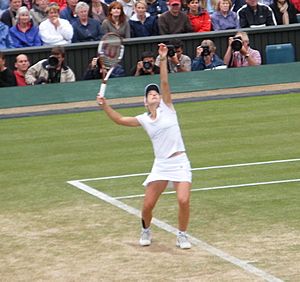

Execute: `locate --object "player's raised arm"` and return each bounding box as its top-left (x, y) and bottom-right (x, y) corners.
top-left (158, 43), bottom-right (172, 107)
top-left (96, 96), bottom-right (140, 127)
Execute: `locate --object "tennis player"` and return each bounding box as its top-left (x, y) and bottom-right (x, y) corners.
top-left (96, 43), bottom-right (192, 249)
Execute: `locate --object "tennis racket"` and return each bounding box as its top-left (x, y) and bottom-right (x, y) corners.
top-left (97, 33), bottom-right (124, 97)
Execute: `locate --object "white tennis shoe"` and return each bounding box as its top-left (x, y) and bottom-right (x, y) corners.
top-left (176, 233), bottom-right (191, 249)
top-left (139, 229), bottom-right (151, 246)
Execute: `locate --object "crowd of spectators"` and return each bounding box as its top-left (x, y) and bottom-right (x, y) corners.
top-left (0, 0), bottom-right (299, 87)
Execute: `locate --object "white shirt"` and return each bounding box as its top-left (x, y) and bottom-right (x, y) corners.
top-left (39, 18), bottom-right (74, 45)
top-left (136, 100), bottom-right (186, 159)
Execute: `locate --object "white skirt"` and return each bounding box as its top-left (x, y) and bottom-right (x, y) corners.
top-left (143, 152), bottom-right (192, 187)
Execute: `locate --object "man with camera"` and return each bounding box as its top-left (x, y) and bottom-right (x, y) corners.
top-left (25, 46), bottom-right (75, 85)
top-left (132, 50), bottom-right (160, 76)
top-left (155, 39), bottom-right (191, 73)
top-left (191, 39), bottom-right (226, 71)
top-left (223, 31), bottom-right (261, 68)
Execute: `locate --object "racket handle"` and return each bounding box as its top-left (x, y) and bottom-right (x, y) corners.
top-left (99, 83), bottom-right (107, 98)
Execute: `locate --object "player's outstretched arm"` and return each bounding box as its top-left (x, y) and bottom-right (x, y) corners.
top-left (96, 96), bottom-right (140, 127)
top-left (158, 43), bottom-right (172, 107)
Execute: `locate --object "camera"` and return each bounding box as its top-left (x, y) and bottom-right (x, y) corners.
top-left (201, 45), bottom-right (211, 57)
top-left (143, 61), bottom-right (153, 70)
top-left (231, 36), bottom-right (243, 52)
top-left (166, 45), bottom-right (176, 57)
top-left (46, 55), bottom-right (59, 69)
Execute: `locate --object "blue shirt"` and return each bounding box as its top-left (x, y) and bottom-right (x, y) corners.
top-left (72, 18), bottom-right (103, 43)
top-left (211, 11), bottom-right (240, 30)
top-left (192, 54), bottom-right (225, 71)
top-left (60, 6), bottom-right (78, 24)
top-left (0, 22), bottom-right (12, 48)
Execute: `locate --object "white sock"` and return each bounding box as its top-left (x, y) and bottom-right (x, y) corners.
top-left (177, 230), bottom-right (186, 236)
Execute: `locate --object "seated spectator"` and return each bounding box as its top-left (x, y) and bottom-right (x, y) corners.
top-left (1, 0), bottom-right (23, 27)
top-left (60, 0), bottom-right (78, 24)
top-left (237, 0), bottom-right (277, 27)
top-left (131, 50), bottom-right (160, 76)
top-left (186, 0), bottom-right (211, 32)
top-left (89, 0), bottom-right (108, 24)
top-left (83, 56), bottom-right (125, 80)
top-left (0, 52), bottom-right (17, 87)
top-left (158, 0), bottom-right (193, 35)
top-left (0, 0), bottom-right (9, 17)
top-left (211, 0), bottom-right (240, 30)
top-left (290, 0), bottom-right (300, 12)
top-left (25, 46), bottom-right (75, 85)
top-left (118, 0), bottom-right (135, 19)
top-left (13, 53), bottom-right (30, 86)
top-left (39, 2), bottom-right (73, 45)
top-left (129, 0), bottom-right (159, 38)
top-left (155, 39), bottom-right (191, 72)
top-left (146, 0), bottom-right (168, 17)
top-left (9, 6), bottom-right (42, 48)
top-left (223, 31), bottom-right (261, 67)
top-left (51, 0), bottom-right (67, 11)
top-left (101, 1), bottom-right (130, 38)
top-left (23, 0), bottom-right (33, 10)
top-left (30, 0), bottom-right (48, 26)
top-left (204, 0), bottom-right (218, 14)
top-left (72, 1), bottom-right (103, 43)
top-left (269, 0), bottom-right (298, 25)
top-left (191, 39), bottom-right (226, 71)
top-left (0, 21), bottom-right (13, 48)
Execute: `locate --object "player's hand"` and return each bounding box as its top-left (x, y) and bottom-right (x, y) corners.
top-left (96, 94), bottom-right (106, 106)
top-left (158, 43), bottom-right (168, 58)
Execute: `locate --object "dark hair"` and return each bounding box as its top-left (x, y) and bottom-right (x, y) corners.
top-left (168, 39), bottom-right (184, 49)
top-left (141, 51), bottom-right (155, 60)
top-left (107, 1), bottom-right (127, 25)
top-left (51, 46), bottom-right (65, 57)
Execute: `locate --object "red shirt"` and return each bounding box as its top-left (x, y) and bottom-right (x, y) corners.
top-left (14, 70), bottom-right (27, 86)
top-left (187, 10), bottom-right (212, 32)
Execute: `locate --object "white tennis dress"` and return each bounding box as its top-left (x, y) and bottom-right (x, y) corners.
top-left (136, 100), bottom-right (192, 187)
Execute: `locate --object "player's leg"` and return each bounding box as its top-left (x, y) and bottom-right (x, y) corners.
top-left (174, 181), bottom-right (191, 249)
top-left (139, 180), bottom-right (168, 246)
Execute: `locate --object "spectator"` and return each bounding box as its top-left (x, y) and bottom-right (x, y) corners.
top-left (158, 0), bottom-right (193, 35)
top-left (223, 31), bottom-right (261, 67)
top-left (9, 6), bottom-right (42, 48)
top-left (211, 0), bottom-right (240, 30)
top-left (118, 0), bottom-right (135, 19)
top-left (146, 0), bottom-right (168, 17)
top-left (290, 0), bottom-right (300, 12)
top-left (30, 0), bottom-right (48, 26)
top-left (186, 0), bottom-right (212, 32)
top-left (269, 0), bottom-right (298, 25)
top-left (72, 1), bottom-right (103, 42)
top-left (0, 21), bottom-right (13, 48)
top-left (25, 46), bottom-right (75, 85)
top-left (101, 1), bottom-right (130, 38)
top-left (129, 0), bottom-right (159, 38)
top-left (237, 0), bottom-right (277, 27)
top-left (155, 39), bottom-right (191, 73)
top-left (23, 0), bottom-right (33, 9)
top-left (0, 52), bottom-right (17, 87)
top-left (191, 39), bottom-right (226, 71)
top-left (204, 0), bottom-right (218, 14)
top-left (1, 0), bottom-right (23, 27)
top-left (51, 0), bottom-right (67, 11)
top-left (60, 0), bottom-right (78, 24)
top-left (88, 0), bottom-right (108, 24)
top-left (39, 2), bottom-right (73, 45)
top-left (13, 53), bottom-right (30, 86)
top-left (131, 50), bottom-right (160, 76)
top-left (258, 0), bottom-right (273, 6)
top-left (83, 56), bottom-right (125, 80)
top-left (0, 0), bottom-right (9, 17)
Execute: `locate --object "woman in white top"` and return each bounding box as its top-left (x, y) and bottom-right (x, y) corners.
top-left (97, 43), bottom-right (192, 249)
top-left (39, 2), bottom-right (73, 45)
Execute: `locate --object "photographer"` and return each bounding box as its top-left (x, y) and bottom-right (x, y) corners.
top-left (25, 46), bottom-right (75, 85)
top-left (132, 50), bottom-right (160, 76)
top-left (223, 31), bottom-right (261, 68)
top-left (83, 56), bottom-right (125, 80)
top-left (155, 39), bottom-right (191, 73)
top-left (191, 39), bottom-right (226, 71)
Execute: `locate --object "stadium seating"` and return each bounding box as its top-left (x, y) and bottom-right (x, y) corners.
top-left (265, 43), bottom-right (296, 64)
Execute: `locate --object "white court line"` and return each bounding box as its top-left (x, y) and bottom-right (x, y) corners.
top-left (73, 157), bottom-right (300, 182)
top-left (67, 180), bottom-right (283, 282)
top-left (115, 178), bottom-right (300, 200)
